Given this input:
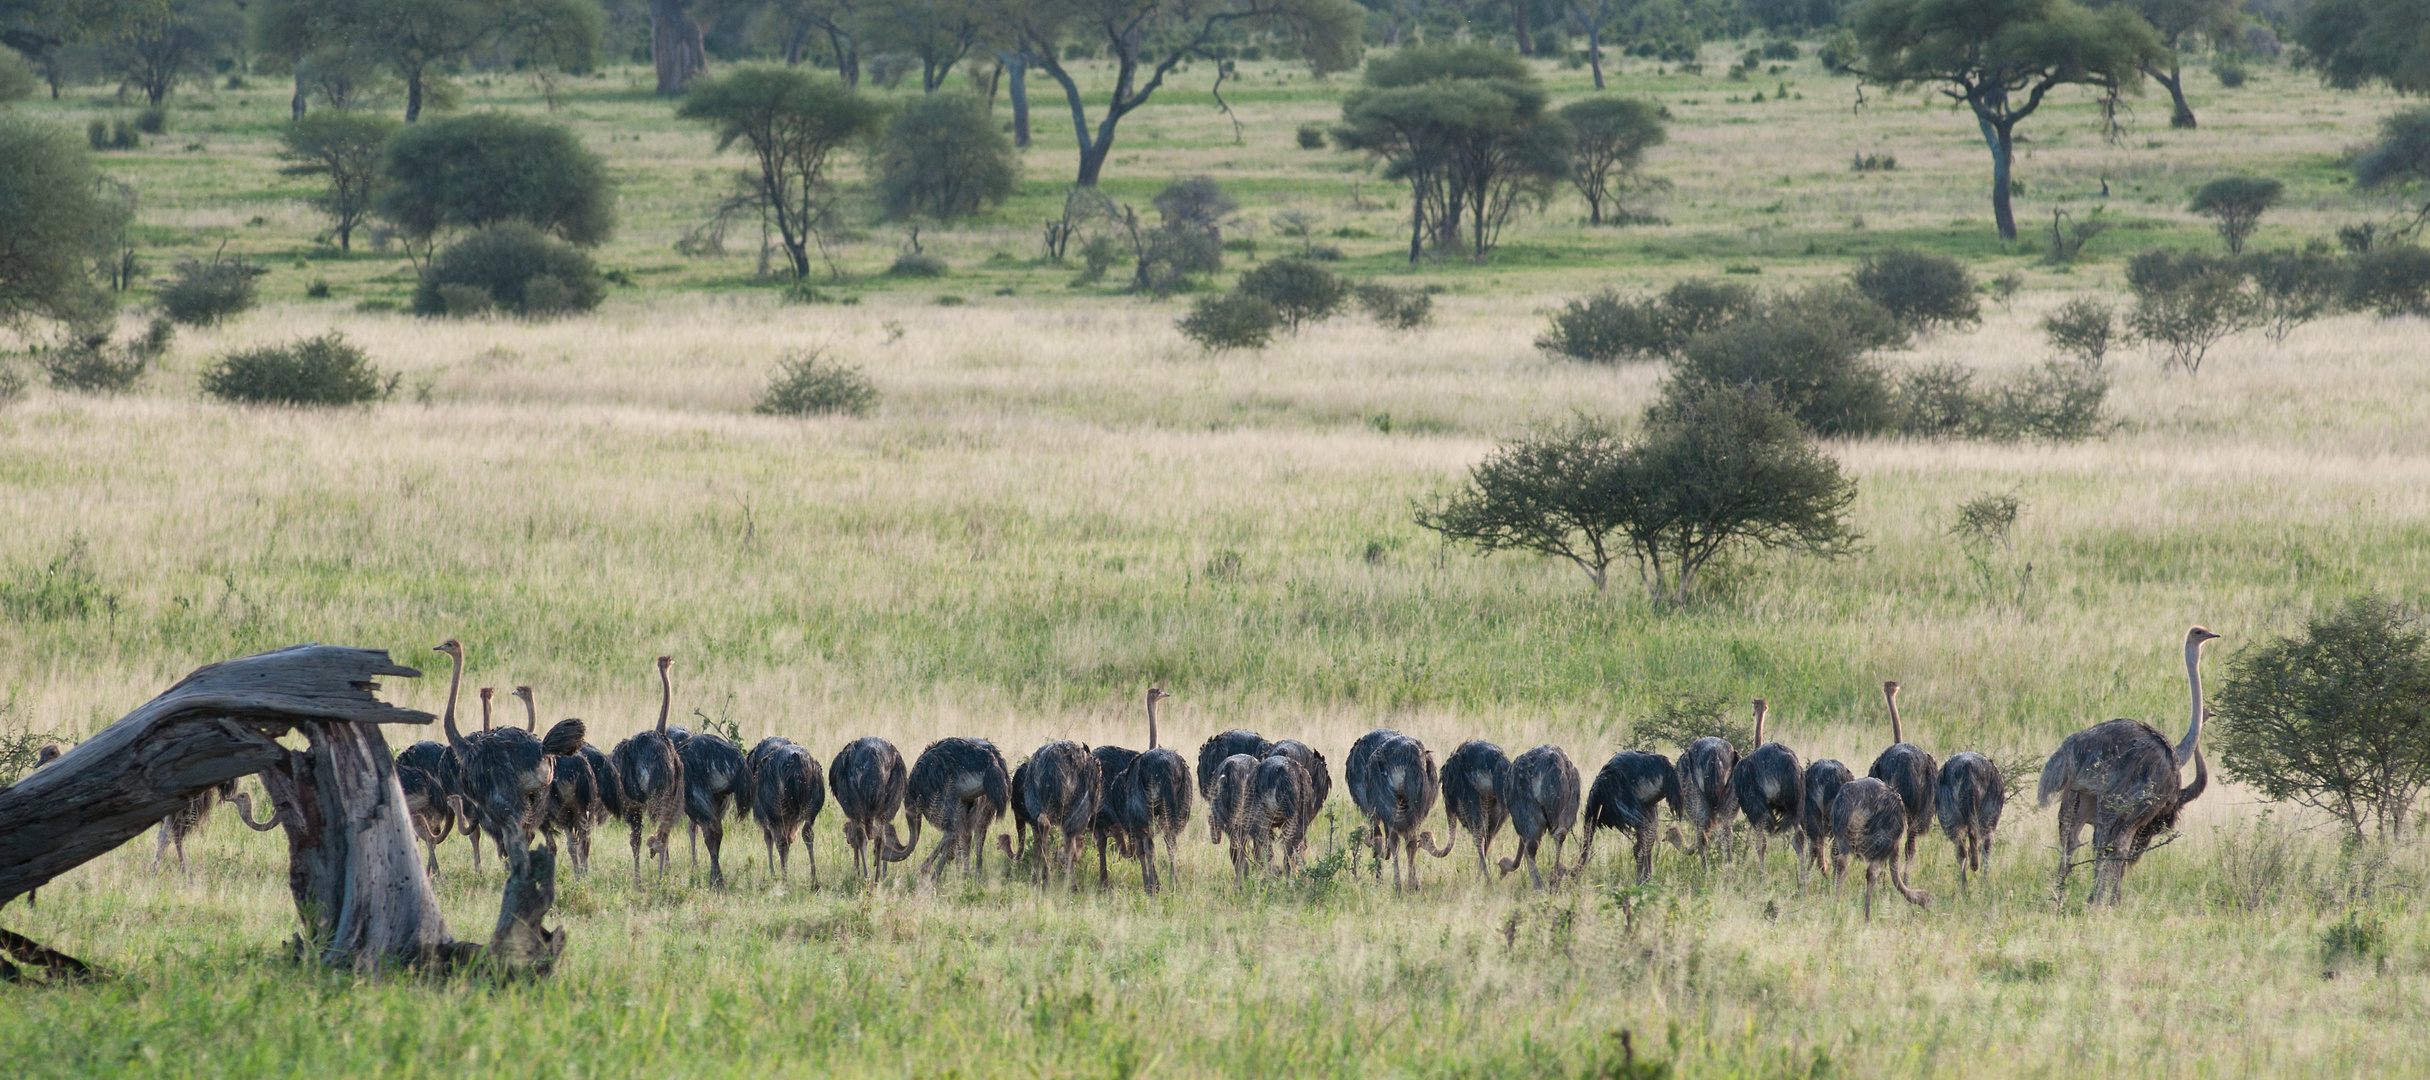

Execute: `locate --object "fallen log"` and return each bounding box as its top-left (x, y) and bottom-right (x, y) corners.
top-left (0, 644), bottom-right (566, 976)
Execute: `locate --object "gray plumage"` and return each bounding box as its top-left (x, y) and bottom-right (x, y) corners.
top-left (1013, 740), bottom-right (1102, 888)
top-left (1581, 750), bottom-right (1680, 884)
top-left (1497, 744), bottom-right (1581, 888)
top-left (1440, 740), bottom-right (1513, 880)
top-left (1936, 751), bottom-right (2004, 891)
top-left (1344, 728), bottom-right (1400, 876)
top-left (905, 737), bottom-right (1011, 879)
top-left (1087, 744), bottom-right (1142, 886)
top-left (1363, 734), bottom-right (1449, 890)
top-left (750, 741), bottom-right (826, 882)
top-left (1829, 777), bottom-right (1931, 920)
top-left (396, 739), bottom-right (458, 876)
top-left (1677, 736), bottom-right (1738, 870)
top-left (1868, 682), bottom-right (1939, 876)
top-left (1102, 747), bottom-right (1192, 894)
top-left (1730, 700), bottom-right (1802, 867)
top-left (2039, 627), bottom-right (2221, 906)
top-left (612, 655), bottom-right (686, 883)
top-left (679, 731), bottom-right (747, 884)
top-left (830, 736), bottom-right (910, 880)
top-left (1206, 753), bottom-right (1260, 881)
top-left (1797, 758), bottom-right (1855, 888)
top-left (1243, 754), bottom-right (1314, 876)
top-left (1265, 739), bottom-right (1330, 822)
top-left (1197, 729), bottom-right (1272, 802)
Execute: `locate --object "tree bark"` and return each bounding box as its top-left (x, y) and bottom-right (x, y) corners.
top-left (1977, 110), bottom-right (2018, 241)
top-left (2155, 64), bottom-right (2195, 129)
top-left (1005, 52), bottom-right (1031, 147)
top-left (1508, 0), bottom-right (1536, 55)
top-left (405, 69), bottom-right (425, 123)
top-left (649, 0), bottom-right (709, 95)
top-left (291, 51), bottom-right (307, 119)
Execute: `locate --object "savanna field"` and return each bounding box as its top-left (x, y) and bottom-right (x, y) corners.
top-left (6, 34), bottom-right (2430, 1079)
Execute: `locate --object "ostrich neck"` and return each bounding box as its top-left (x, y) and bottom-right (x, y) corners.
top-left (480, 696), bottom-right (491, 732)
top-left (1886, 694), bottom-right (1903, 747)
top-left (656, 668), bottom-right (671, 734)
top-left (521, 695), bottom-right (536, 732)
top-left (1147, 698), bottom-right (1159, 750)
top-left (2178, 640), bottom-right (2205, 766)
top-left (441, 652), bottom-right (466, 748)
top-left (1752, 706), bottom-right (1765, 748)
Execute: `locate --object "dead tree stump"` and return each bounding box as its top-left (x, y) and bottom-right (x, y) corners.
top-left (0, 644), bottom-right (565, 977)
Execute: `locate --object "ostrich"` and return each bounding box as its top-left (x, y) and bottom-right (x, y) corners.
top-left (751, 741), bottom-right (826, 882)
top-left (1439, 740), bottom-right (1513, 880)
top-left (2039, 626), bottom-right (2220, 905)
top-left (610, 655), bottom-right (686, 882)
top-left (1730, 699), bottom-right (1805, 868)
top-left (1091, 687), bottom-right (1193, 890)
top-left (1345, 728), bottom-right (1401, 875)
top-left (1242, 753), bottom-right (1315, 875)
top-left (442, 651), bottom-right (584, 878)
top-left (904, 737), bottom-right (1011, 879)
top-left (1008, 741), bottom-right (1101, 888)
top-left (516, 686), bottom-right (599, 871)
top-left (396, 738), bottom-right (458, 876)
top-left (830, 736), bottom-right (910, 880)
top-left (1580, 750), bottom-right (1682, 885)
top-left (1496, 744), bottom-right (1581, 888)
top-left (1677, 734), bottom-right (1739, 870)
top-left (1829, 777), bottom-right (1932, 920)
top-left (1797, 758), bottom-right (1856, 887)
top-left (1867, 681), bottom-right (1939, 875)
top-left (1002, 756), bottom-right (1039, 863)
top-left (1935, 752), bottom-right (2005, 892)
top-left (1206, 752), bottom-right (1260, 881)
top-left (679, 727), bottom-right (748, 885)
top-left (1086, 745), bottom-right (1139, 884)
top-left (1266, 739), bottom-right (1331, 821)
top-left (1197, 729), bottom-right (1272, 804)
top-left (1365, 734), bottom-right (1450, 891)
top-left (151, 779), bottom-right (281, 878)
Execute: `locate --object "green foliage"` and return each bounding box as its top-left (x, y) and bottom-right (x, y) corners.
top-left (2189, 176), bottom-right (2286, 253)
top-left (888, 252), bottom-right (948, 277)
top-left (1627, 688), bottom-right (1754, 753)
top-left (1897, 359), bottom-right (2110, 442)
top-left (156, 253), bottom-right (263, 326)
top-left (2042, 297), bottom-right (2116, 368)
top-left (134, 106), bottom-right (166, 134)
top-left (200, 332), bottom-right (392, 406)
top-left (1235, 259), bottom-right (1348, 331)
top-left (755, 348), bottom-right (877, 417)
top-left (2345, 245), bottom-right (2430, 316)
top-left (2244, 246), bottom-right (2349, 343)
top-left (681, 68), bottom-right (887, 280)
top-left (2125, 249), bottom-right (2259, 373)
top-left (2297, 0), bottom-right (2430, 95)
top-left (0, 47), bottom-right (37, 103)
top-left (1177, 292), bottom-right (1279, 351)
top-left (1850, 248), bottom-right (1980, 331)
top-left (1336, 45), bottom-right (1572, 261)
top-left (0, 116), bottom-right (121, 332)
top-left (2214, 595), bottom-right (2430, 842)
top-left (2351, 107), bottom-right (2430, 231)
top-left (2321, 910), bottom-right (2390, 967)
top-left (0, 537), bottom-right (114, 624)
top-left (378, 111), bottom-right (615, 247)
top-left (1296, 123), bottom-right (1327, 149)
top-left (1136, 176), bottom-right (1234, 294)
top-left (412, 222), bottom-right (602, 317)
top-left (1663, 286), bottom-right (1908, 437)
top-left (1354, 281), bottom-right (1433, 329)
top-left (0, 361), bottom-right (23, 405)
top-left (107, 0), bottom-right (243, 107)
top-left (1560, 97), bottom-right (1669, 226)
top-left (39, 317), bottom-right (172, 394)
top-left (278, 111), bottom-right (398, 252)
top-left (1536, 279), bottom-right (1756, 363)
top-left (873, 93), bottom-right (1018, 220)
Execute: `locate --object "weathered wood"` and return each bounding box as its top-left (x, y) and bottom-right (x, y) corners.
top-left (0, 644), bottom-right (431, 907)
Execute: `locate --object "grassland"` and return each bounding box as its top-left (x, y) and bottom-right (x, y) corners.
top-left (3, 40), bottom-right (2429, 1079)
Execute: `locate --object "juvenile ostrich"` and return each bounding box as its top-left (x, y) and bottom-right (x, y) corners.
top-left (1008, 741), bottom-right (1101, 888)
top-left (610, 655), bottom-right (686, 882)
top-left (1266, 739), bottom-right (1331, 821)
top-left (1345, 728), bottom-right (1401, 875)
top-left (1439, 740), bottom-right (1513, 880)
top-left (679, 728), bottom-right (748, 885)
top-left (151, 779), bottom-right (280, 878)
top-left (444, 656), bottom-right (584, 878)
top-left (1797, 758), bottom-right (1855, 887)
top-left (1093, 687), bottom-right (1193, 890)
top-left (830, 736), bottom-right (910, 880)
top-left (396, 738), bottom-right (458, 876)
top-left (1197, 729), bottom-right (1272, 804)
top-left (1867, 682), bottom-right (1939, 875)
top-left (1829, 777), bottom-right (1932, 920)
top-left (1936, 752), bottom-right (2005, 892)
top-left (1677, 734), bottom-right (1739, 870)
top-left (1365, 734), bottom-right (1450, 891)
top-left (1086, 744), bottom-right (1139, 883)
top-left (751, 741), bottom-right (826, 882)
top-left (1730, 700), bottom-right (1805, 868)
top-left (1206, 753), bottom-right (1260, 880)
top-left (1242, 753), bottom-right (1315, 875)
top-left (1496, 744), bottom-right (1581, 888)
top-left (1580, 750), bottom-right (1681, 884)
top-left (904, 737), bottom-right (1011, 879)
top-left (2039, 627), bottom-right (2220, 905)
top-left (516, 686), bottom-right (599, 871)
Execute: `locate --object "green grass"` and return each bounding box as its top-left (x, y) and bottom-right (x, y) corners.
top-left (3, 38), bottom-right (2428, 1080)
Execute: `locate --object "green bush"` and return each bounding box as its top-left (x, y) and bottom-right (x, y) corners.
top-left (157, 256), bottom-right (263, 326)
top-left (1662, 286), bottom-right (1907, 437)
top-left (40, 318), bottom-right (171, 393)
top-left (2125, 249), bottom-right (2258, 374)
top-left (201, 332), bottom-right (392, 406)
top-left (413, 223), bottom-right (603, 318)
top-left (1355, 282), bottom-right (1434, 329)
top-left (378, 112), bottom-right (616, 247)
top-left (2189, 176), bottom-right (2285, 254)
top-left (756, 349), bottom-right (877, 417)
top-left (0, 361), bottom-right (26, 405)
top-left (1536, 278), bottom-right (1756, 363)
top-left (873, 93), bottom-right (1018, 220)
top-left (1177, 292), bottom-right (1279, 351)
top-left (1851, 249), bottom-right (1980, 332)
top-left (1897, 357), bottom-right (2109, 442)
top-left (135, 107), bottom-right (167, 134)
top-left (2244, 246), bottom-right (2348, 343)
top-left (1235, 259), bottom-right (1348, 331)
top-left (1296, 123), bottom-right (1327, 149)
top-left (0, 47), bottom-right (35, 103)
top-left (2, 116), bottom-right (123, 332)
top-left (1137, 176), bottom-right (1234, 295)
top-left (2042, 297), bottom-right (2116, 369)
top-left (2346, 246), bottom-right (2430, 317)
top-left (888, 252), bottom-right (948, 278)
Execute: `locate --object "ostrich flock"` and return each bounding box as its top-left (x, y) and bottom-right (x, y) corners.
top-left (127, 628), bottom-right (2218, 919)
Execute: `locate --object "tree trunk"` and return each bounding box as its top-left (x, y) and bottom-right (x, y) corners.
top-left (1508, 0), bottom-right (1536, 55)
top-left (785, 19), bottom-right (812, 66)
top-left (649, 0), bottom-right (708, 95)
top-left (1007, 53), bottom-right (1031, 147)
top-left (1588, 24), bottom-right (1604, 90)
top-left (0, 645), bottom-right (564, 976)
top-left (290, 51), bottom-right (307, 119)
top-left (405, 69), bottom-right (424, 122)
top-left (1077, 130), bottom-right (1115, 186)
top-left (2157, 64), bottom-right (2195, 129)
top-left (831, 31), bottom-right (859, 88)
top-left (1976, 111), bottom-right (2018, 241)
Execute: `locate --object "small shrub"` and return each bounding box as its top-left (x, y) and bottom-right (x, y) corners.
top-left (1663, 285), bottom-right (1907, 437)
top-left (2213, 59), bottom-right (2249, 88)
top-left (2042, 298), bottom-right (2116, 369)
top-left (2189, 176), bottom-right (2285, 254)
top-left (0, 538), bottom-right (113, 624)
top-left (1235, 259), bottom-right (1348, 331)
top-left (1851, 249), bottom-right (1980, 332)
top-left (200, 332), bottom-right (393, 406)
top-left (1983, 359), bottom-right (2109, 441)
top-left (1354, 282), bottom-right (1434, 329)
top-left (1136, 176), bottom-right (1234, 295)
top-left (86, 119), bottom-right (108, 150)
top-left (305, 278), bottom-right (332, 299)
top-left (2244, 246), bottom-right (2348, 343)
top-left (1990, 272), bottom-right (2023, 308)
top-left (2346, 246), bottom-right (2430, 317)
top-left (1627, 688), bottom-right (1755, 752)
top-left (1536, 278), bottom-right (1756, 363)
top-left (41, 341), bottom-right (147, 393)
top-left (2215, 595), bottom-right (2430, 844)
top-left (1296, 123), bottom-right (1327, 149)
top-left (873, 93), bottom-right (1019, 220)
top-left (2125, 249), bottom-right (2258, 374)
top-left (135, 107), bottom-right (167, 134)
top-left (412, 222), bottom-right (603, 318)
top-left (0, 362), bottom-right (26, 405)
top-left (1896, 363), bottom-right (1978, 438)
top-left (158, 256), bottom-right (264, 326)
top-left (2338, 223), bottom-right (2383, 255)
top-left (755, 348), bottom-right (878, 417)
top-left (888, 252), bottom-right (948, 278)
top-left (1177, 292), bottom-right (1278, 351)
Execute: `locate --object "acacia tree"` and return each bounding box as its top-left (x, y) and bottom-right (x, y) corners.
top-left (324, 0), bottom-right (602, 121)
top-left (1414, 415), bottom-right (1636, 591)
top-left (1852, 0), bottom-right (2164, 240)
top-left (862, 0), bottom-right (995, 93)
top-left (1016, 0), bottom-right (1363, 185)
top-left (2214, 595), bottom-right (2430, 843)
top-left (0, 116), bottom-right (123, 333)
top-left (678, 67), bottom-right (885, 278)
top-left (2298, 0), bottom-right (2430, 96)
top-left (378, 113), bottom-right (615, 249)
top-left (1560, 96), bottom-right (1666, 226)
top-left (2120, 0), bottom-right (2239, 128)
top-left (278, 111), bottom-right (398, 251)
top-left (108, 0), bottom-right (241, 106)
top-left (1334, 45), bottom-right (1572, 263)
top-left (2353, 108), bottom-right (2430, 232)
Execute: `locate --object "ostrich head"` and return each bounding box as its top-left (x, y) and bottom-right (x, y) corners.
top-left (36, 744), bottom-right (61, 767)
top-left (434, 639), bottom-right (463, 661)
top-left (1147, 686), bottom-right (1169, 706)
top-left (511, 685), bottom-right (536, 731)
